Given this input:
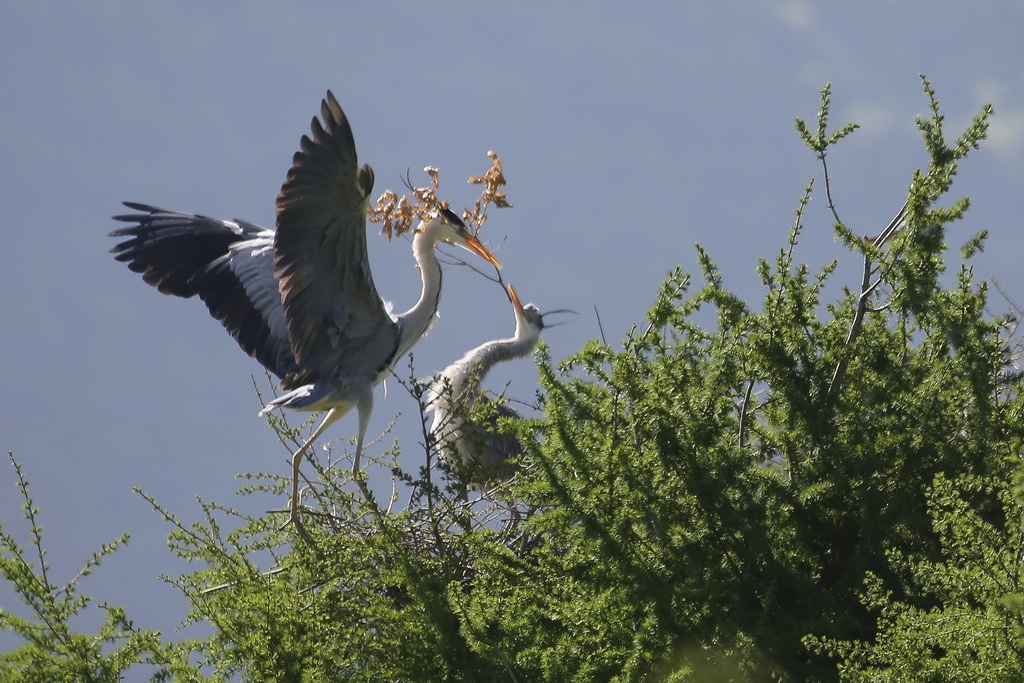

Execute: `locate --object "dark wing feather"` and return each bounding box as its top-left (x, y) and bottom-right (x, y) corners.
top-left (274, 91), bottom-right (397, 374)
top-left (454, 400), bottom-right (523, 485)
top-left (188, 240), bottom-right (300, 380)
top-left (480, 401), bottom-right (525, 469)
top-left (110, 202), bottom-right (264, 297)
top-left (110, 203), bottom-right (299, 380)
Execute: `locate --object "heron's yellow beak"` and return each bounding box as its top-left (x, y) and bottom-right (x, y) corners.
top-left (508, 283), bottom-right (525, 316)
top-left (464, 235), bottom-right (502, 269)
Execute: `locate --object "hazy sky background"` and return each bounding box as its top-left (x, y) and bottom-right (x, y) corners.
top-left (3, 1), bottom-right (1023, 654)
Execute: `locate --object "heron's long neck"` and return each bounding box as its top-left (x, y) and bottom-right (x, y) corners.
top-left (429, 323), bottom-right (539, 455)
top-left (443, 331), bottom-right (539, 401)
top-left (395, 230), bottom-right (443, 359)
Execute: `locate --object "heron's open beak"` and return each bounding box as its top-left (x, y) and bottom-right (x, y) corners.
top-left (464, 235), bottom-right (502, 269)
top-left (508, 283), bottom-right (525, 316)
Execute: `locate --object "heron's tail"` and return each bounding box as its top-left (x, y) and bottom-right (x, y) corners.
top-left (259, 381), bottom-right (353, 416)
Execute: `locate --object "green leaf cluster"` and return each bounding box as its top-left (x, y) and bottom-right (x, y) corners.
top-left (0, 453), bottom-right (196, 682)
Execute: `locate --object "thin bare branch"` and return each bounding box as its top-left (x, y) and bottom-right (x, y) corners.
top-left (820, 152), bottom-right (844, 227)
top-left (828, 252), bottom-right (873, 401)
top-left (827, 202), bottom-right (908, 402)
top-left (738, 380), bottom-right (756, 449)
top-left (594, 306), bottom-right (609, 346)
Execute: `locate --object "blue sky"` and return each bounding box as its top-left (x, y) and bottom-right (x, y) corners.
top-left (3, 2), bottom-right (1023, 649)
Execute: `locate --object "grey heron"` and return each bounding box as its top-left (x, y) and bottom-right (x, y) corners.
top-left (109, 91), bottom-right (502, 526)
top-left (427, 285), bottom-right (566, 485)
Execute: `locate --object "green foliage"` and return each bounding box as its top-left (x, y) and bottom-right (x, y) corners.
top-left (0, 453), bottom-right (194, 682)
top-left (449, 76), bottom-right (1007, 681)
top-left (4, 78), bottom-right (1017, 682)
top-left (479, 78), bottom-right (1005, 679)
top-left (133, 398), bottom-right (518, 682)
top-left (812, 471), bottom-right (1024, 681)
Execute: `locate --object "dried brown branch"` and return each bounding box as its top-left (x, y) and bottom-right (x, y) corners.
top-left (465, 150), bottom-right (513, 233)
top-left (369, 167), bottom-right (444, 241)
top-left (368, 150), bottom-right (513, 240)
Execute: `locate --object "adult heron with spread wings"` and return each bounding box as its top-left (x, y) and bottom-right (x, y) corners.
top-left (110, 91), bottom-right (501, 527)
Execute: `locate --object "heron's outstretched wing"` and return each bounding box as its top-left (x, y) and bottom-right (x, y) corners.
top-left (110, 203), bottom-right (299, 380)
top-left (110, 203), bottom-right (265, 296)
top-left (274, 91), bottom-right (398, 374)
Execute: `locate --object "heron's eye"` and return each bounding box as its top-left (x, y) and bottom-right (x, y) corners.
top-left (438, 206), bottom-right (465, 228)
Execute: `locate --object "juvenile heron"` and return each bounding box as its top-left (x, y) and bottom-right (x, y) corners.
top-left (110, 91), bottom-right (501, 526)
top-left (427, 285), bottom-right (566, 485)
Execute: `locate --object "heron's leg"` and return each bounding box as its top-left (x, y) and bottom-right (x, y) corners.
top-left (289, 407), bottom-right (343, 525)
top-left (350, 389), bottom-right (388, 521)
top-left (351, 389), bottom-right (374, 477)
